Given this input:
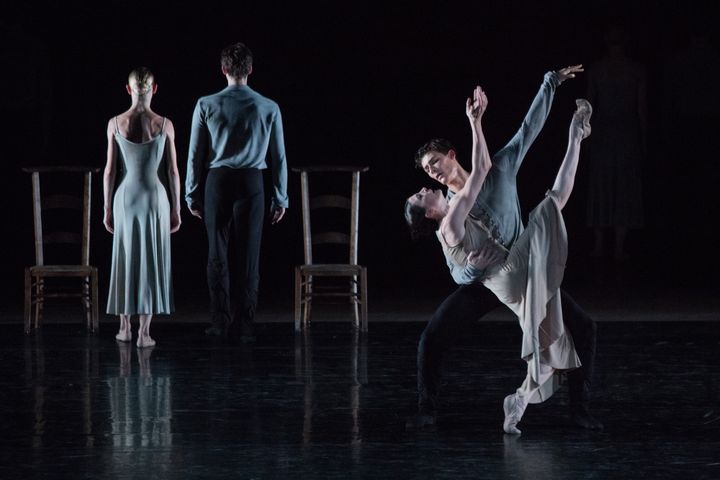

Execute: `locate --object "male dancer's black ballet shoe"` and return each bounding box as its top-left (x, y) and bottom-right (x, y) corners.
top-left (573, 98), bottom-right (593, 139)
top-left (228, 322), bottom-right (256, 343)
top-left (405, 411), bottom-right (437, 431)
top-left (570, 404), bottom-right (604, 431)
top-left (204, 324), bottom-right (226, 337)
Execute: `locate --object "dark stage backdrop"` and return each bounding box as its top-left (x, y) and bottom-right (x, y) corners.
top-left (2, 1), bottom-right (719, 311)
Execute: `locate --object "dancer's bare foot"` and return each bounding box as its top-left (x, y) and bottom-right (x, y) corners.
top-left (116, 315), bottom-right (132, 342)
top-left (136, 335), bottom-right (156, 348)
top-left (571, 98), bottom-right (592, 139)
top-left (137, 314), bottom-right (154, 348)
top-left (115, 329), bottom-right (131, 342)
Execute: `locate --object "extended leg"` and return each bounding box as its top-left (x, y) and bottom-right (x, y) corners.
top-left (551, 99), bottom-right (592, 209)
top-left (408, 282), bottom-right (502, 429)
top-left (561, 290), bottom-right (603, 430)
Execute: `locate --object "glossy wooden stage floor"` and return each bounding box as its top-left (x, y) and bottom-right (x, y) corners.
top-left (1, 316), bottom-right (718, 479)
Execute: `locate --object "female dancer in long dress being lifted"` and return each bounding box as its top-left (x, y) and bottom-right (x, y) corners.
top-left (405, 86), bottom-right (592, 434)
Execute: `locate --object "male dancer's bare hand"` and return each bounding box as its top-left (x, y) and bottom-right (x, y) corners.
top-left (189, 207), bottom-right (203, 219)
top-left (271, 207), bottom-right (286, 224)
top-left (467, 240), bottom-right (504, 271)
top-left (556, 64), bottom-right (584, 83)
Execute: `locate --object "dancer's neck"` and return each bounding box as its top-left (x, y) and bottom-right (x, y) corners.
top-left (447, 167), bottom-right (470, 194)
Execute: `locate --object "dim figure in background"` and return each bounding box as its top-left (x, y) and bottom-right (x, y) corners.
top-left (103, 67), bottom-right (182, 348)
top-left (185, 42), bottom-right (289, 341)
top-left (585, 23), bottom-right (647, 261)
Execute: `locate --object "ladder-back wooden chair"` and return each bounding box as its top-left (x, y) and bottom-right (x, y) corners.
top-left (23, 166), bottom-right (100, 334)
top-left (293, 166), bottom-right (369, 332)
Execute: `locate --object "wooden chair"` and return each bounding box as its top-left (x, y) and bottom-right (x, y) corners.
top-left (293, 166), bottom-right (369, 332)
top-left (23, 166), bottom-right (100, 334)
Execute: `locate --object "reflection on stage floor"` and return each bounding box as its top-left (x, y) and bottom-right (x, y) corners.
top-left (1, 321), bottom-right (718, 479)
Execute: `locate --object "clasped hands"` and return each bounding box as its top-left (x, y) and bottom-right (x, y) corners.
top-left (466, 239), bottom-right (505, 271)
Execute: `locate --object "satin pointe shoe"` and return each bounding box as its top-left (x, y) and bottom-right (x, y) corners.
top-left (573, 98), bottom-right (593, 139)
top-left (503, 393), bottom-right (528, 435)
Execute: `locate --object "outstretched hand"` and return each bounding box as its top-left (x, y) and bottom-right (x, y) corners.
top-left (465, 86), bottom-right (488, 129)
top-left (556, 64), bottom-right (584, 83)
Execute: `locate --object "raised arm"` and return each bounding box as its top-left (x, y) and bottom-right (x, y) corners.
top-left (103, 119), bottom-right (118, 234)
top-left (493, 65), bottom-right (583, 175)
top-left (440, 86), bottom-right (491, 246)
top-left (163, 119), bottom-right (182, 233)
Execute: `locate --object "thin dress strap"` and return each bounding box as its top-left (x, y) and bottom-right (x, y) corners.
top-left (114, 116), bottom-right (120, 134)
top-left (160, 117), bottom-right (166, 134)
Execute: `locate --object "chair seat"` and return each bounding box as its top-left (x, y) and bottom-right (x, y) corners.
top-left (298, 264), bottom-right (364, 276)
top-left (29, 265), bottom-right (97, 277)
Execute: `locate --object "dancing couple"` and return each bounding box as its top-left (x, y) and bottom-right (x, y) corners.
top-left (405, 66), bottom-right (602, 434)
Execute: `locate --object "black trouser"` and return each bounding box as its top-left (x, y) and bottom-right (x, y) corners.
top-left (418, 283), bottom-right (596, 413)
top-left (204, 167), bottom-right (264, 334)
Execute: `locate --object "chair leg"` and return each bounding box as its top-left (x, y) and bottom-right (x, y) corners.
top-left (303, 275), bottom-right (312, 329)
top-left (24, 269), bottom-right (32, 335)
top-left (91, 268), bottom-right (99, 333)
top-left (360, 267), bottom-right (368, 332)
top-left (352, 275), bottom-right (360, 329)
top-left (294, 267), bottom-right (302, 332)
top-left (35, 277), bottom-right (44, 330)
top-left (82, 276), bottom-right (91, 330)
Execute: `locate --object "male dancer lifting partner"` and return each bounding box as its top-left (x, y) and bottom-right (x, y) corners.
top-left (406, 66), bottom-right (602, 431)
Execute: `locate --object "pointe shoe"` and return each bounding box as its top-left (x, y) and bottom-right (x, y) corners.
top-left (503, 393), bottom-right (528, 435)
top-left (115, 331), bottom-right (131, 342)
top-left (136, 336), bottom-right (156, 348)
top-left (572, 98), bottom-right (592, 139)
top-left (570, 404), bottom-right (604, 431)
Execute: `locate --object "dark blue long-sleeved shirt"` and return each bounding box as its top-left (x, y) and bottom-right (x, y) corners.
top-left (185, 85), bottom-right (289, 209)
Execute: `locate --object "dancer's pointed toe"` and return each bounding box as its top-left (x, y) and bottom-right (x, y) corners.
top-left (503, 393), bottom-right (528, 435)
top-left (573, 98), bottom-right (593, 139)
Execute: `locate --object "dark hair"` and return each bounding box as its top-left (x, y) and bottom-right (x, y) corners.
top-left (404, 199), bottom-right (439, 241)
top-left (414, 138), bottom-right (455, 167)
top-left (221, 42), bottom-right (253, 79)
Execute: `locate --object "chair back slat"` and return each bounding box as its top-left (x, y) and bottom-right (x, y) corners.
top-left (312, 232), bottom-right (350, 245)
top-left (43, 232), bottom-right (83, 245)
top-left (42, 194), bottom-right (83, 210)
top-left (310, 195), bottom-right (351, 210)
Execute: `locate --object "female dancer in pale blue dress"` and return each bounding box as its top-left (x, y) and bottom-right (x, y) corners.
top-left (103, 67), bottom-right (182, 348)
